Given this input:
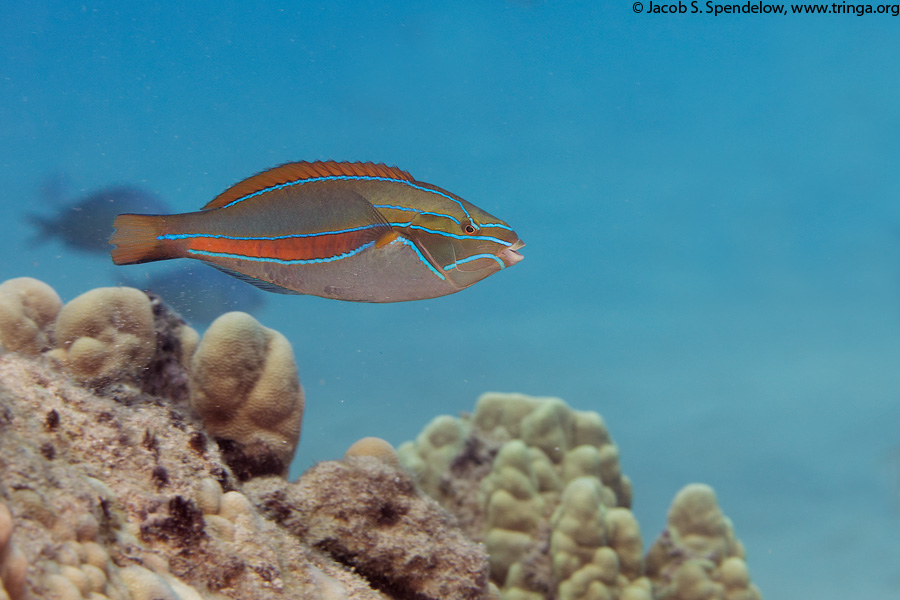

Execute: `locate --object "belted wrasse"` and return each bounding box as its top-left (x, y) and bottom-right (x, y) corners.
top-left (110, 161), bottom-right (524, 302)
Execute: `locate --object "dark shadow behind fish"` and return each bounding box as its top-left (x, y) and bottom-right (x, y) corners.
top-left (28, 184), bottom-right (169, 253)
top-left (117, 264), bottom-right (266, 326)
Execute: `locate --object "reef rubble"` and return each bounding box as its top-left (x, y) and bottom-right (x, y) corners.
top-left (0, 278), bottom-right (762, 600)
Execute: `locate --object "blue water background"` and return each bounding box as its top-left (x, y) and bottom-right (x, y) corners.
top-left (2, 3), bottom-right (899, 597)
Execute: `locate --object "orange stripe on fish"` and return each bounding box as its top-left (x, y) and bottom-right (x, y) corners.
top-left (186, 228), bottom-right (382, 262)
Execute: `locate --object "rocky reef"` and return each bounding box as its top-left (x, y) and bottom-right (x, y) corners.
top-left (0, 277), bottom-right (762, 600)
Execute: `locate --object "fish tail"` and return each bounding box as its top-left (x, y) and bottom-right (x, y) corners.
top-left (110, 214), bottom-right (176, 265)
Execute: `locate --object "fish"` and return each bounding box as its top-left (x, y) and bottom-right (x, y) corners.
top-left (110, 161), bottom-right (524, 302)
top-left (29, 184), bottom-right (169, 253)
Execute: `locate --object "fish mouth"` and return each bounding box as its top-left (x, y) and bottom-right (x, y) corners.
top-left (499, 239), bottom-right (525, 267)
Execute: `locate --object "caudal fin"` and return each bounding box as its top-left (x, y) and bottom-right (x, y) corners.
top-left (110, 214), bottom-right (172, 265)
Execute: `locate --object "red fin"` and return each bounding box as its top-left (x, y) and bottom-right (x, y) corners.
top-left (202, 161), bottom-right (414, 210)
top-left (109, 214), bottom-right (172, 265)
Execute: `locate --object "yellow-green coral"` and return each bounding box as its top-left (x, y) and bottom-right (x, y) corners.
top-left (398, 393), bottom-right (761, 600)
top-left (189, 311), bottom-right (304, 479)
top-left (399, 392), bottom-right (638, 598)
top-left (474, 393), bottom-right (632, 507)
top-left (551, 478), bottom-right (609, 588)
top-left (549, 477), bottom-right (650, 600)
top-left (479, 440), bottom-right (545, 583)
top-left (398, 414), bottom-right (470, 496)
top-left (646, 484), bottom-right (761, 600)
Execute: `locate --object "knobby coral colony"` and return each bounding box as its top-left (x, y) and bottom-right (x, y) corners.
top-left (0, 277), bottom-right (763, 600)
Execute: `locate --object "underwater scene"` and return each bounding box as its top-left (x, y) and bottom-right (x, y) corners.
top-left (1, 2), bottom-right (898, 599)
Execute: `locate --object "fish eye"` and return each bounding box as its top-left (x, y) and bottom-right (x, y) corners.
top-left (462, 223), bottom-right (477, 234)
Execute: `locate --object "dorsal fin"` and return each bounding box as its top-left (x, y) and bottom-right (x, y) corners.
top-left (202, 161), bottom-right (414, 210)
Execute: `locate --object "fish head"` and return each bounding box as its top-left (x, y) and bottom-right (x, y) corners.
top-left (407, 207), bottom-right (524, 289)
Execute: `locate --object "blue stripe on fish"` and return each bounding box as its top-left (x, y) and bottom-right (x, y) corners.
top-left (374, 204), bottom-right (515, 231)
top-left (157, 223), bottom-right (385, 242)
top-left (403, 225), bottom-right (513, 246)
top-left (374, 204), bottom-right (462, 225)
top-left (478, 222), bottom-right (515, 231)
top-left (222, 174), bottom-right (473, 222)
top-left (444, 253), bottom-right (506, 270)
top-left (158, 223), bottom-right (510, 247)
top-left (391, 235), bottom-right (446, 280)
